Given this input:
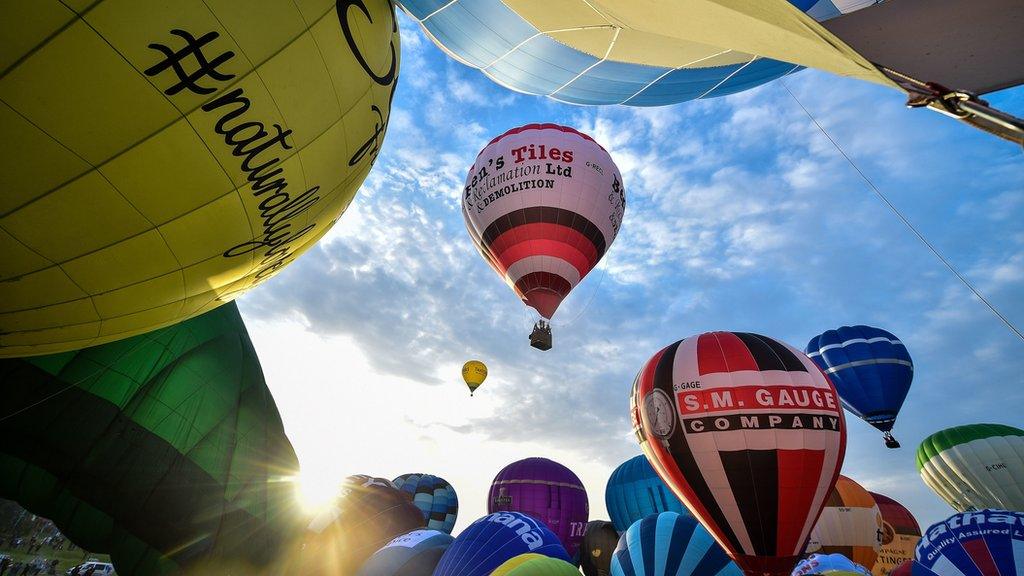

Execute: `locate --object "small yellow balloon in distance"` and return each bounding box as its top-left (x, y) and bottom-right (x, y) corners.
top-left (462, 360), bottom-right (488, 396)
top-left (0, 0), bottom-right (400, 357)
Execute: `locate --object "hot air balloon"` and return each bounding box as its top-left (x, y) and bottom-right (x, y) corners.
top-left (610, 512), bottom-right (742, 576)
top-left (916, 423), bottom-right (1024, 513)
top-left (631, 331), bottom-right (847, 575)
top-left (462, 123), bottom-right (626, 350)
top-left (807, 476), bottom-right (883, 570)
top-left (488, 457), bottom-right (590, 561)
top-left (868, 492), bottom-right (920, 576)
top-left (462, 360), bottom-right (488, 395)
top-left (0, 0), bottom-right (400, 358)
top-left (913, 509), bottom-right (1024, 575)
top-left (432, 512), bottom-right (571, 576)
top-left (580, 521), bottom-right (618, 576)
top-left (492, 553), bottom-right (582, 576)
top-left (356, 529), bottom-right (454, 576)
top-left (806, 326), bottom-right (913, 448)
top-left (397, 1), bottom-right (1024, 143)
top-left (0, 302), bottom-right (302, 575)
top-left (792, 554), bottom-right (871, 576)
top-left (398, 1), bottom-right (879, 106)
top-left (302, 475), bottom-right (426, 575)
top-left (606, 454), bottom-right (687, 532)
top-left (391, 474), bottom-right (459, 534)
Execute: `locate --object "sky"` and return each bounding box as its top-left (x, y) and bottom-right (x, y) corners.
top-left (236, 11), bottom-right (1024, 536)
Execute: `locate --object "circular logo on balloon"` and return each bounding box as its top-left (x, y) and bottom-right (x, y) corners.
top-left (591, 549), bottom-right (601, 558)
top-left (882, 519), bottom-right (894, 545)
top-left (645, 389), bottom-right (676, 439)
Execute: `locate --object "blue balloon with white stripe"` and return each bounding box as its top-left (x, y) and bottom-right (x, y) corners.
top-left (910, 509), bottom-right (1024, 576)
top-left (610, 512), bottom-right (742, 576)
top-left (606, 455), bottom-right (687, 533)
top-left (805, 325), bottom-right (913, 449)
top-left (393, 473), bottom-right (459, 534)
top-left (432, 512), bottom-right (571, 576)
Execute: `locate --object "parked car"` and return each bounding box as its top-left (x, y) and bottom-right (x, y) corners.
top-left (65, 561), bottom-right (115, 575)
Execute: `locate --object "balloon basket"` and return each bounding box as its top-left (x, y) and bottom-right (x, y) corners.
top-left (530, 320), bottom-right (552, 351)
top-left (884, 432), bottom-right (900, 449)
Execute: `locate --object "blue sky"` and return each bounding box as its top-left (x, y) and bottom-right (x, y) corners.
top-left (237, 12), bottom-right (1024, 534)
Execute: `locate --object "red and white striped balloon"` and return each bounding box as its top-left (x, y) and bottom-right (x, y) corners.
top-left (630, 332), bottom-right (847, 576)
top-left (462, 123), bottom-right (625, 320)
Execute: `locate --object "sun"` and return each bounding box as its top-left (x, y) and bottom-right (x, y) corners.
top-left (294, 469), bottom-right (343, 515)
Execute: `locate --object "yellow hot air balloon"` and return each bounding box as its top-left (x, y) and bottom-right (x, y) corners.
top-left (0, 0), bottom-right (400, 357)
top-left (462, 360), bottom-right (487, 396)
top-left (807, 475), bottom-right (884, 571)
top-left (491, 553), bottom-right (580, 576)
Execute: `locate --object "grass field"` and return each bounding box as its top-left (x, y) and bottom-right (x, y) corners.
top-left (0, 546), bottom-right (111, 574)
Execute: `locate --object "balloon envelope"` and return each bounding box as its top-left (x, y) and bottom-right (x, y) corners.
top-left (398, 0), bottom-right (880, 106)
top-left (0, 0), bottom-right (400, 357)
top-left (462, 360), bottom-right (488, 395)
top-left (792, 553), bottom-right (872, 575)
top-left (488, 457), bottom-right (590, 560)
top-left (492, 553), bottom-right (582, 576)
top-left (0, 302), bottom-right (300, 575)
top-left (610, 512), bottom-right (742, 576)
top-left (630, 331), bottom-right (847, 575)
top-left (606, 454), bottom-right (687, 532)
top-left (357, 529), bottom-right (453, 576)
top-left (580, 521), bottom-right (618, 576)
top-left (304, 475), bottom-right (426, 575)
top-left (868, 492), bottom-right (920, 576)
top-left (432, 512), bottom-right (571, 576)
top-left (392, 474), bottom-right (459, 534)
top-left (916, 423), bottom-right (1024, 513)
top-left (914, 509), bottom-right (1024, 575)
top-left (462, 123), bottom-right (625, 320)
top-left (806, 325), bottom-right (913, 445)
top-left (807, 476), bottom-right (883, 570)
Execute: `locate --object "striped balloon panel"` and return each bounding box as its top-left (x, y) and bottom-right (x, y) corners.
top-left (808, 476), bottom-right (883, 570)
top-left (432, 512), bottom-right (571, 576)
top-left (630, 332), bottom-right (846, 575)
top-left (869, 492), bottom-right (921, 576)
top-left (462, 123), bottom-right (624, 319)
top-left (609, 512), bottom-right (741, 576)
top-left (805, 325), bottom-right (913, 432)
top-left (914, 510), bottom-right (1024, 576)
top-left (397, 1), bottom-right (874, 106)
top-left (606, 454), bottom-right (687, 532)
top-left (392, 474), bottom-right (459, 534)
top-left (916, 424), bottom-right (1024, 513)
top-left (487, 457), bottom-right (590, 560)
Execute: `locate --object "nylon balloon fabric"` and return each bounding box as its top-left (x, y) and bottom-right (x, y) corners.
top-left (609, 512), bottom-right (742, 576)
top-left (432, 512), bottom-right (571, 576)
top-left (807, 476), bottom-right (883, 570)
top-left (398, 0), bottom-right (879, 106)
top-left (805, 325), bottom-right (913, 446)
top-left (392, 473), bottom-right (459, 533)
top-left (869, 492), bottom-right (920, 576)
top-left (0, 302), bottom-right (302, 575)
top-left (630, 331), bottom-right (847, 576)
top-left (916, 423), bottom-right (1024, 513)
top-left (792, 553), bottom-right (871, 575)
top-left (300, 475), bottom-right (426, 575)
top-left (488, 457), bottom-right (590, 560)
top-left (0, 0), bottom-right (400, 357)
top-left (912, 509), bottom-right (1024, 575)
top-left (356, 529), bottom-right (453, 576)
top-left (580, 521), bottom-right (618, 576)
top-left (491, 553), bottom-right (582, 576)
top-left (606, 454), bottom-right (687, 532)
top-left (462, 123), bottom-right (625, 320)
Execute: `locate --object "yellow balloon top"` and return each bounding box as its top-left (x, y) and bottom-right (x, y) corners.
top-left (490, 554), bottom-right (579, 576)
top-left (462, 360), bottom-right (487, 395)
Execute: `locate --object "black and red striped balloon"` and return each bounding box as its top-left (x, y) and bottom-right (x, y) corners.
top-left (462, 123), bottom-right (625, 320)
top-left (630, 331), bottom-right (847, 576)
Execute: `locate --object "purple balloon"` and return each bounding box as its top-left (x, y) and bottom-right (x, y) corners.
top-left (487, 457), bottom-right (590, 560)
